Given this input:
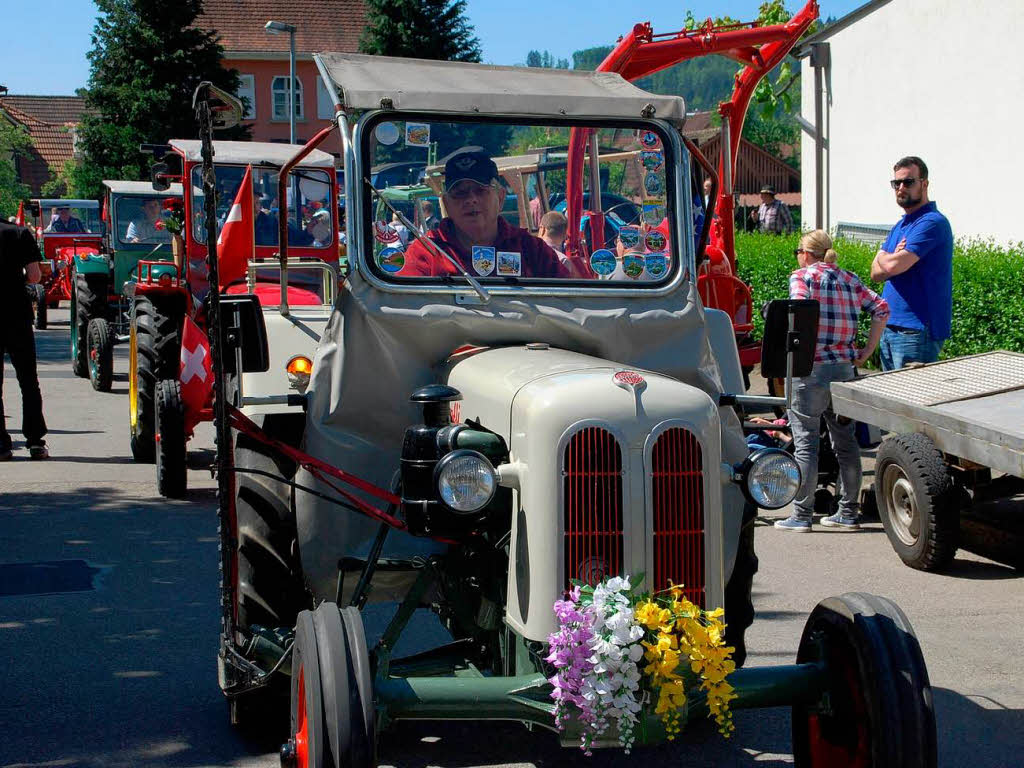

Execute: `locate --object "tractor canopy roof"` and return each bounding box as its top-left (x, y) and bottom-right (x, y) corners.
top-left (103, 180), bottom-right (183, 197)
top-left (36, 198), bottom-right (99, 209)
top-left (314, 53), bottom-right (686, 125)
top-left (168, 139), bottom-right (336, 168)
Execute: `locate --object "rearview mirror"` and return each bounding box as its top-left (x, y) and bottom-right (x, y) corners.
top-left (151, 162), bottom-right (171, 192)
top-left (192, 81), bottom-right (244, 131)
top-left (760, 299), bottom-right (819, 379)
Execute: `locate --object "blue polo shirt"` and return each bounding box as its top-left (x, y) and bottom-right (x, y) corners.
top-left (881, 201), bottom-right (953, 340)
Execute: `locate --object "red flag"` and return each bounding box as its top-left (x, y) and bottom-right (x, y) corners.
top-left (216, 164), bottom-right (255, 290)
top-left (14, 201), bottom-right (25, 227)
top-left (101, 195), bottom-right (108, 224)
top-left (179, 315), bottom-right (213, 422)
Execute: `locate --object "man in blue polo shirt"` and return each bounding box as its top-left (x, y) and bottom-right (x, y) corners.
top-left (870, 156), bottom-right (953, 369)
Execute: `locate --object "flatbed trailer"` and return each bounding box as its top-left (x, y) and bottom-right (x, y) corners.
top-left (831, 351), bottom-right (1024, 570)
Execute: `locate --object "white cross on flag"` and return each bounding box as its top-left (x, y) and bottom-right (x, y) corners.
top-left (179, 315), bottom-right (213, 414)
top-left (216, 163), bottom-right (255, 290)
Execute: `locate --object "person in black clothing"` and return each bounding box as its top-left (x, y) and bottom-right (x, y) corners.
top-left (0, 221), bottom-right (48, 459)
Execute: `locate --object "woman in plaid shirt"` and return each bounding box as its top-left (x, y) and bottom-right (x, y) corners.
top-left (774, 230), bottom-right (890, 532)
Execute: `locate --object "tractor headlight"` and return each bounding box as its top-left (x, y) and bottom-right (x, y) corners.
top-left (286, 355), bottom-right (313, 393)
top-left (435, 449), bottom-right (497, 513)
top-left (736, 448), bottom-right (801, 509)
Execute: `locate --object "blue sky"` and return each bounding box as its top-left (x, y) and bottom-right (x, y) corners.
top-left (0, 0), bottom-right (864, 95)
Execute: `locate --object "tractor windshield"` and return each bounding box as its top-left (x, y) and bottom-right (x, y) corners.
top-left (362, 116), bottom-right (682, 285)
top-left (190, 165), bottom-right (334, 249)
top-left (114, 195), bottom-right (178, 246)
top-left (39, 202), bottom-right (103, 236)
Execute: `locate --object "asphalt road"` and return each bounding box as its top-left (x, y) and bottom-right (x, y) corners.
top-left (1, 308), bottom-right (1022, 768)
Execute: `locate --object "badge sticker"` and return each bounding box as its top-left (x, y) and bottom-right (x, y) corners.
top-left (644, 229), bottom-right (667, 252)
top-left (405, 122), bottom-right (430, 147)
top-left (640, 150), bottom-right (664, 171)
top-left (377, 246), bottom-right (405, 274)
top-left (373, 220), bottom-right (399, 244)
top-left (496, 251), bottom-right (521, 277)
top-left (623, 252), bottom-right (646, 279)
top-left (590, 248), bottom-right (616, 276)
top-left (643, 171), bottom-right (664, 197)
top-left (642, 199), bottom-right (664, 223)
top-left (618, 225), bottom-right (640, 249)
top-left (375, 122), bottom-right (400, 145)
top-left (472, 245), bottom-right (495, 276)
top-left (639, 130), bottom-right (661, 150)
top-left (645, 251), bottom-right (668, 278)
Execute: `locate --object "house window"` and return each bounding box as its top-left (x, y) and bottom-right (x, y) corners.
top-left (317, 77), bottom-right (335, 120)
top-left (272, 76), bottom-right (303, 121)
top-left (237, 74), bottom-right (256, 120)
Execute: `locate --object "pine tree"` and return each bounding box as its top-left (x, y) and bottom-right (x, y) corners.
top-left (360, 0), bottom-right (481, 62)
top-left (68, 0), bottom-right (247, 198)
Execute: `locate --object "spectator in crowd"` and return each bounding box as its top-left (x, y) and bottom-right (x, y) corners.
top-left (306, 209), bottom-right (332, 247)
top-left (703, 177), bottom-right (713, 210)
top-left (751, 185), bottom-right (792, 234)
top-left (0, 220), bottom-right (48, 459)
top-left (537, 210), bottom-right (568, 261)
top-left (870, 156), bottom-right (953, 369)
top-left (126, 198), bottom-right (171, 243)
top-left (421, 199), bottom-right (440, 232)
top-left (45, 206), bottom-right (87, 234)
top-left (774, 229), bottom-right (889, 532)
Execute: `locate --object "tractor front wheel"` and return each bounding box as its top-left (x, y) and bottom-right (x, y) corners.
top-left (32, 284), bottom-right (47, 330)
top-left (87, 318), bottom-right (113, 392)
top-left (792, 592), bottom-right (936, 768)
top-left (155, 379), bottom-right (187, 498)
top-left (130, 295), bottom-right (182, 462)
top-left (72, 271), bottom-right (106, 378)
top-left (724, 501), bottom-right (757, 668)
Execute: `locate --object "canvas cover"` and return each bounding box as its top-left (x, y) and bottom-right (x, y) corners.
top-left (169, 139), bottom-right (336, 168)
top-left (103, 180), bottom-right (183, 196)
top-left (315, 53), bottom-right (687, 126)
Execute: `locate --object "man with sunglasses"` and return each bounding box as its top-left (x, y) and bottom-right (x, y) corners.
top-left (870, 156), bottom-right (953, 369)
top-left (402, 149), bottom-right (583, 278)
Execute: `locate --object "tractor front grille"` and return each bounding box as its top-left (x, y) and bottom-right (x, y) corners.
top-left (651, 427), bottom-right (705, 607)
top-left (562, 426), bottom-right (623, 589)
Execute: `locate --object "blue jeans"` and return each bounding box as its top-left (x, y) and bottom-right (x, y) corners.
top-left (879, 326), bottom-right (944, 371)
top-left (787, 362), bottom-right (862, 520)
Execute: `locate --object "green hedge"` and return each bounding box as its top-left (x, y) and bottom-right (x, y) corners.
top-left (733, 232), bottom-right (1024, 362)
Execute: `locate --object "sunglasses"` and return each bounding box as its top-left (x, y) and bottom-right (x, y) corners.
top-left (890, 178), bottom-right (920, 189)
top-left (446, 180), bottom-right (495, 200)
top-left (793, 247), bottom-right (811, 256)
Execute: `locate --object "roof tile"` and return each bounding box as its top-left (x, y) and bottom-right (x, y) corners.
top-left (197, 0), bottom-right (368, 55)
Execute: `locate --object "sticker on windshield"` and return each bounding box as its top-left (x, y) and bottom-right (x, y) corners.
top-left (645, 251), bottom-right (668, 278)
top-left (496, 251), bottom-right (521, 277)
top-left (618, 226), bottom-right (640, 249)
top-left (375, 122), bottom-right (400, 145)
top-left (377, 246), bottom-right (405, 274)
top-left (472, 245), bottom-right (495, 276)
top-left (590, 248), bottom-right (616, 276)
top-left (644, 229), bottom-right (667, 252)
top-left (639, 130), bottom-right (661, 150)
top-left (643, 172), bottom-right (664, 197)
top-left (640, 150), bottom-right (664, 171)
top-left (406, 123), bottom-right (431, 147)
top-left (642, 199), bottom-right (664, 223)
top-left (373, 220), bottom-right (400, 244)
top-left (623, 252), bottom-right (646, 279)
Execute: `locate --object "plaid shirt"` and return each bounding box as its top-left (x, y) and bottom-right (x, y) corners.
top-left (790, 262), bottom-right (889, 363)
top-left (757, 200), bottom-right (792, 233)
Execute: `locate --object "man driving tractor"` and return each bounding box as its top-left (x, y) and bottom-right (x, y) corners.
top-left (45, 206), bottom-right (88, 234)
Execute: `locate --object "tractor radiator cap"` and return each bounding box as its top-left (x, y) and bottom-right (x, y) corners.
top-left (410, 384), bottom-right (462, 403)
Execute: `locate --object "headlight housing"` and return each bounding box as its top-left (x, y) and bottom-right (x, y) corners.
top-left (435, 449), bottom-right (498, 513)
top-left (286, 355), bottom-right (313, 393)
top-left (736, 448), bottom-right (801, 509)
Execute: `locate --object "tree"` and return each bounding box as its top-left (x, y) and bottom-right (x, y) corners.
top-left (0, 120), bottom-right (32, 218)
top-left (70, 0), bottom-right (247, 199)
top-left (360, 0), bottom-right (481, 62)
top-left (524, 50), bottom-right (568, 69)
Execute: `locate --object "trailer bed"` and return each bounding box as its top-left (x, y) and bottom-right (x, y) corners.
top-left (830, 351), bottom-right (1024, 479)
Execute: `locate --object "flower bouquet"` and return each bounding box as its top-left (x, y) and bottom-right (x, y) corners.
top-left (546, 575), bottom-right (736, 754)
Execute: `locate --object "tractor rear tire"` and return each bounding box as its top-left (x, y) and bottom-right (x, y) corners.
top-left (155, 379), bottom-right (187, 498)
top-left (72, 272), bottom-right (106, 378)
top-left (875, 433), bottom-right (958, 571)
top-left (130, 295), bottom-right (182, 463)
top-left (792, 592), bottom-right (936, 768)
top-left (87, 318), bottom-right (113, 392)
top-left (724, 501), bottom-right (757, 668)
top-left (32, 284), bottom-right (47, 330)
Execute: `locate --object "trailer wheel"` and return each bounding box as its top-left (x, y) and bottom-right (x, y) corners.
top-left (72, 271), bottom-right (106, 378)
top-left (289, 610), bottom-right (326, 768)
top-left (32, 284), bottom-right (47, 330)
top-left (130, 295), bottom-right (183, 462)
top-left (155, 379), bottom-right (187, 498)
top-left (724, 502), bottom-right (757, 668)
top-left (87, 317), bottom-right (113, 392)
top-left (314, 603), bottom-right (375, 768)
top-left (875, 433), bottom-right (958, 571)
top-left (793, 592), bottom-right (936, 768)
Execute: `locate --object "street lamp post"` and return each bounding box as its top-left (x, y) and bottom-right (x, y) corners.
top-left (264, 20), bottom-right (297, 144)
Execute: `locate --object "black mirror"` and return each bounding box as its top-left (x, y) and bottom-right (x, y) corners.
top-left (192, 81), bottom-right (243, 131)
top-left (220, 294), bottom-right (269, 374)
top-left (151, 162), bottom-right (171, 192)
top-left (760, 299), bottom-right (819, 379)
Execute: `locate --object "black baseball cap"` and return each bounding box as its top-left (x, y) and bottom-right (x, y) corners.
top-left (444, 149), bottom-right (499, 192)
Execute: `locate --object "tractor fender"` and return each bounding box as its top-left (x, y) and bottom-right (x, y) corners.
top-left (73, 253), bottom-right (110, 275)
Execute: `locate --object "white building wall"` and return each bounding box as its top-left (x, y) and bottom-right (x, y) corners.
top-left (801, 0), bottom-right (1024, 244)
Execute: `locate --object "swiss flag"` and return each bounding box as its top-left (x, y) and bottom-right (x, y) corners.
top-left (216, 164), bottom-right (255, 290)
top-left (179, 315), bottom-right (213, 414)
top-left (14, 201), bottom-right (25, 227)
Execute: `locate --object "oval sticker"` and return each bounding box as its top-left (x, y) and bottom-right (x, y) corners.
top-left (644, 230), bottom-right (667, 252)
top-left (623, 252), bottom-right (645, 279)
top-left (643, 172), bottom-right (664, 197)
top-left (373, 220), bottom-right (399, 244)
top-left (645, 251), bottom-right (668, 278)
top-left (377, 246), bottom-right (405, 274)
top-left (639, 130), bottom-right (661, 149)
top-left (590, 248), bottom-right (616, 276)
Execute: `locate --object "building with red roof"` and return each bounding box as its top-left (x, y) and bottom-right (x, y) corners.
top-left (0, 95), bottom-right (90, 196)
